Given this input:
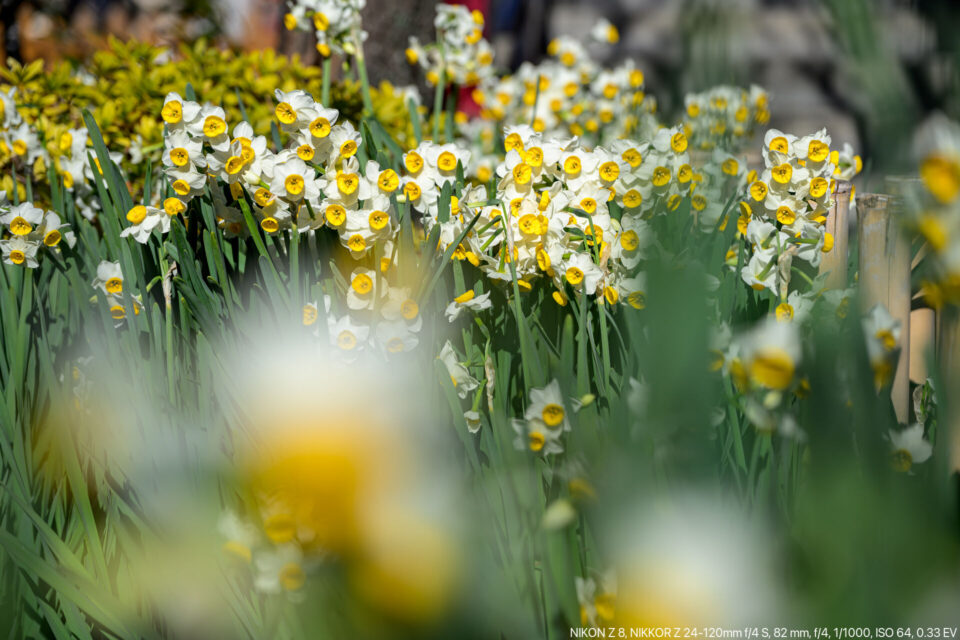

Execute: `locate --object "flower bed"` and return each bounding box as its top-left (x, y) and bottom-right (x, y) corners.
top-left (0, 2), bottom-right (958, 638)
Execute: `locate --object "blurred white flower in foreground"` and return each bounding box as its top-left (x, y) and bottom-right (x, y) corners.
top-left (605, 496), bottom-right (781, 628)
top-left (889, 424), bottom-right (932, 473)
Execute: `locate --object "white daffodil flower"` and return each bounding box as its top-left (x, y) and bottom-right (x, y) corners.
top-left (120, 204), bottom-right (169, 244)
top-left (889, 424), bottom-right (933, 473)
top-left (184, 104), bottom-right (230, 152)
top-left (166, 166), bottom-right (207, 202)
top-left (512, 417), bottom-right (563, 456)
top-left (380, 287), bottom-right (422, 332)
top-left (774, 290), bottom-right (814, 324)
top-left (438, 341), bottom-right (480, 399)
top-left (327, 314), bottom-right (369, 354)
top-left (464, 410), bottom-right (481, 434)
top-left (862, 304), bottom-right (901, 389)
top-left (575, 570), bottom-right (617, 628)
top-left (36, 212), bottom-right (73, 249)
top-left (273, 88), bottom-right (316, 133)
top-left (561, 252), bottom-right (603, 294)
top-left (269, 152), bottom-right (320, 203)
top-left (6, 122), bottom-right (43, 163)
top-left (218, 511), bottom-right (259, 565)
top-left (160, 92), bottom-right (201, 132)
top-left (375, 319), bottom-right (419, 355)
top-left (104, 293), bottom-right (143, 323)
top-left (328, 122), bottom-right (362, 161)
top-left (1, 202), bottom-right (44, 237)
top-left (162, 129), bottom-right (205, 171)
top-left (616, 273), bottom-right (647, 310)
top-left (92, 261), bottom-right (124, 296)
top-left (0, 236), bottom-right (40, 268)
top-left (524, 380), bottom-right (571, 432)
top-left (444, 289), bottom-right (492, 322)
top-left (738, 316), bottom-right (801, 391)
top-left (345, 266), bottom-right (381, 311)
top-left (253, 544), bottom-right (306, 601)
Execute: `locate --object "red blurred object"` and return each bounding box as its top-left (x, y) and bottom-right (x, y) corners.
top-left (446, 0), bottom-right (489, 118)
top-left (447, 0), bottom-right (489, 14)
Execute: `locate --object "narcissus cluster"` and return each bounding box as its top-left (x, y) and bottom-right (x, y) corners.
top-left (3, 5), bottom-right (955, 638)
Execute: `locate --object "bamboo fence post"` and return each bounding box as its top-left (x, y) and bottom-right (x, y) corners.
top-left (909, 308), bottom-right (935, 384)
top-left (911, 255), bottom-right (934, 388)
top-left (857, 192), bottom-right (911, 423)
top-left (819, 180), bottom-right (853, 289)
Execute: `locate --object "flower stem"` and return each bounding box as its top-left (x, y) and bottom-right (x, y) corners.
top-left (445, 82), bottom-right (458, 144)
top-left (321, 57), bottom-right (331, 106)
top-left (432, 68), bottom-right (446, 142)
top-left (352, 33), bottom-right (374, 117)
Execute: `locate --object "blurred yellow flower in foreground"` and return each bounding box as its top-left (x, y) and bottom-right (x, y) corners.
top-left (608, 497), bottom-right (781, 630)
top-left (235, 344), bottom-right (463, 625)
top-left (247, 418), bottom-right (398, 555)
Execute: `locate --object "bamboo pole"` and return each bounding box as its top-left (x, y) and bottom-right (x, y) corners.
top-left (820, 180), bottom-right (853, 289)
top-left (857, 192), bottom-right (911, 423)
top-left (909, 308), bottom-right (934, 384)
